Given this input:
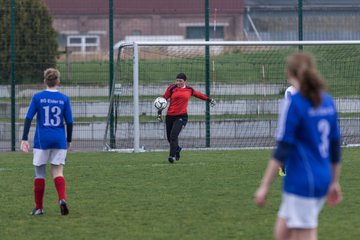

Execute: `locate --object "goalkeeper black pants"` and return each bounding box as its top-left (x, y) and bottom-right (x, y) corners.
top-left (166, 114), bottom-right (188, 157)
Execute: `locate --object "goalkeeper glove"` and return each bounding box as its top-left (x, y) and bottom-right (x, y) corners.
top-left (208, 98), bottom-right (216, 107)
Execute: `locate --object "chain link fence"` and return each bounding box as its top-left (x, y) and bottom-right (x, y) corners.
top-left (1, 0), bottom-right (359, 151)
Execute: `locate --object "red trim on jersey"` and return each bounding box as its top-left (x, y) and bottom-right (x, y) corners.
top-left (163, 84), bottom-right (209, 116)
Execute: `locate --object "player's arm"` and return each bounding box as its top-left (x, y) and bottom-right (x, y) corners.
top-left (255, 98), bottom-right (298, 206)
top-left (64, 97), bottom-right (74, 150)
top-left (193, 89), bottom-right (216, 107)
top-left (156, 109), bottom-right (163, 122)
top-left (157, 85), bottom-right (173, 122)
top-left (163, 84), bottom-right (174, 100)
top-left (192, 89), bottom-right (208, 101)
top-left (65, 123), bottom-right (73, 150)
top-left (255, 141), bottom-right (292, 207)
top-left (327, 110), bottom-right (342, 206)
top-left (21, 118), bottom-right (32, 152)
top-left (328, 162), bottom-right (341, 198)
top-left (21, 96), bottom-right (37, 152)
top-left (254, 158), bottom-right (281, 207)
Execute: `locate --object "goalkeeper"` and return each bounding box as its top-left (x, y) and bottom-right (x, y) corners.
top-left (157, 73), bottom-right (216, 163)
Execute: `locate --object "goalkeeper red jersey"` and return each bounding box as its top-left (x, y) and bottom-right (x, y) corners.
top-left (163, 84), bottom-right (209, 116)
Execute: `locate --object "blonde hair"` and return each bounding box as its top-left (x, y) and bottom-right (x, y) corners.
top-left (286, 52), bottom-right (325, 107)
top-left (44, 68), bottom-right (60, 87)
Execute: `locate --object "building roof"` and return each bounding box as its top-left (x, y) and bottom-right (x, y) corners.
top-left (44, 0), bottom-right (244, 15)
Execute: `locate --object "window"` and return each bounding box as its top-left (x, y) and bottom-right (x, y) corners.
top-left (69, 38), bottom-right (82, 44)
top-left (67, 35), bottom-right (100, 54)
top-left (57, 34), bottom-right (67, 48)
top-left (186, 26), bottom-right (224, 40)
top-left (132, 30), bottom-right (142, 36)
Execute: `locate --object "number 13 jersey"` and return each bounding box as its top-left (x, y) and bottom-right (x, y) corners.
top-left (25, 89), bottom-right (73, 149)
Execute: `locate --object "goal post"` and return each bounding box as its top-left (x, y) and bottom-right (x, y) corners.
top-left (104, 40), bottom-right (360, 152)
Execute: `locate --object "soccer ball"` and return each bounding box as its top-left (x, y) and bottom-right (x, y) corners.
top-left (153, 97), bottom-right (167, 110)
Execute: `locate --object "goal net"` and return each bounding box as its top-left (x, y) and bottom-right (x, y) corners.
top-left (104, 41), bottom-right (360, 152)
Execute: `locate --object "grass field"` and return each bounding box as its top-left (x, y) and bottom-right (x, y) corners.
top-left (1, 148), bottom-right (360, 240)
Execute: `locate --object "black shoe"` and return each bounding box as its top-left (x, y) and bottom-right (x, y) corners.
top-left (59, 199), bottom-right (69, 216)
top-left (175, 146), bottom-right (182, 161)
top-left (168, 156), bottom-right (175, 163)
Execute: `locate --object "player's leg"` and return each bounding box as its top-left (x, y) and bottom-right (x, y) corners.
top-left (32, 164), bottom-right (47, 215)
top-left (175, 146), bottom-right (182, 161)
top-left (51, 164), bottom-right (66, 200)
top-left (31, 149), bottom-right (50, 215)
top-left (169, 118), bottom-right (186, 162)
top-left (50, 149), bottom-right (69, 215)
top-left (274, 217), bottom-right (291, 240)
top-left (166, 116), bottom-right (176, 162)
top-left (165, 116), bottom-right (174, 143)
top-left (290, 228), bottom-right (317, 240)
top-left (175, 118), bottom-right (187, 161)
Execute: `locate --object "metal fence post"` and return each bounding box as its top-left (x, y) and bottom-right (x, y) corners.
top-left (10, 0), bottom-right (16, 151)
top-left (298, 0), bottom-right (303, 50)
top-left (109, 0), bottom-right (115, 148)
top-left (205, 0), bottom-right (211, 147)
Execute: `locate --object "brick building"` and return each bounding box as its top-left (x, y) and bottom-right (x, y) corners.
top-left (44, 0), bottom-right (244, 54)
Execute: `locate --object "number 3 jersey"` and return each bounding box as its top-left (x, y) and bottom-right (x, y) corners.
top-left (25, 89), bottom-right (73, 149)
top-left (276, 91), bottom-right (340, 198)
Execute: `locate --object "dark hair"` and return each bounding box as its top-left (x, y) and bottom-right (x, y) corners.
top-left (176, 73), bottom-right (187, 81)
top-left (286, 52), bottom-right (325, 107)
top-left (44, 68), bottom-right (60, 87)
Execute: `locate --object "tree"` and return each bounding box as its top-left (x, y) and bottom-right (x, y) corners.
top-left (0, 0), bottom-right (58, 84)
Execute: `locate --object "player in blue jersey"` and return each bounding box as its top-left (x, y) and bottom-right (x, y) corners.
top-left (20, 68), bottom-right (73, 216)
top-left (255, 52), bottom-right (342, 240)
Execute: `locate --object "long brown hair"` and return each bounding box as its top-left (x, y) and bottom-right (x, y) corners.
top-left (286, 52), bottom-right (325, 107)
top-left (44, 68), bottom-right (60, 87)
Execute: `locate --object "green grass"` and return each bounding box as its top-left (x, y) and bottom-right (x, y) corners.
top-left (57, 61), bottom-right (109, 85)
top-left (0, 148), bottom-right (360, 240)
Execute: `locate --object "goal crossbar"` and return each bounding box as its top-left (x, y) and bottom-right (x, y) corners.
top-left (115, 40), bottom-right (360, 49)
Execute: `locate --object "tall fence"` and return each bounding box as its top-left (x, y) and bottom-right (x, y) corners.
top-left (1, 0), bottom-right (360, 151)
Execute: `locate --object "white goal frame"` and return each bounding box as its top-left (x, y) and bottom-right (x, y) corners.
top-left (107, 40), bottom-right (360, 152)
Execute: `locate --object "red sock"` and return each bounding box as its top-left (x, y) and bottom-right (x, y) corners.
top-left (34, 178), bottom-right (45, 209)
top-left (54, 176), bottom-right (66, 201)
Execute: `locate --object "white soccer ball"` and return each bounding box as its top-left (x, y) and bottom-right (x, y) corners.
top-left (153, 97), bottom-right (168, 110)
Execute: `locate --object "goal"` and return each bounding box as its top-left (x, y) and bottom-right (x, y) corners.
top-left (104, 41), bottom-right (360, 152)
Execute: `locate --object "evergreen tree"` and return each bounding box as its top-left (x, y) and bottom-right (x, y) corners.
top-left (0, 0), bottom-right (58, 84)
